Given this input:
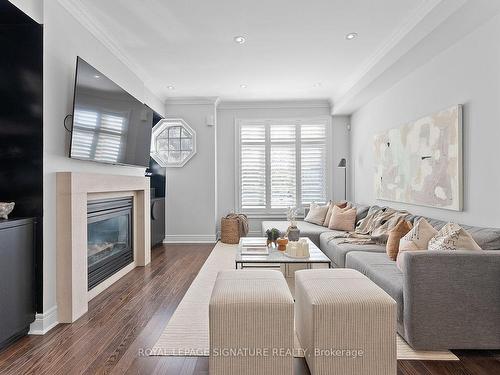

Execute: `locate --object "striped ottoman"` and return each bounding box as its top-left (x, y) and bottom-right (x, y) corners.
top-left (295, 269), bottom-right (396, 375)
top-left (209, 270), bottom-right (294, 375)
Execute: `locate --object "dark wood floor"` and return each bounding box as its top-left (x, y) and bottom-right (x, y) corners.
top-left (0, 244), bottom-right (499, 375)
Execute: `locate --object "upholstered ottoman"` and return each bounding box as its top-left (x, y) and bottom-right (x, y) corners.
top-left (209, 270), bottom-right (294, 375)
top-left (295, 269), bottom-right (396, 375)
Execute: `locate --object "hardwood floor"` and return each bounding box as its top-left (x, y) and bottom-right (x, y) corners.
top-left (0, 244), bottom-right (499, 374)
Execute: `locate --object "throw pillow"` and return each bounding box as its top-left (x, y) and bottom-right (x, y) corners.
top-left (304, 202), bottom-right (329, 226)
top-left (399, 218), bottom-right (437, 251)
top-left (428, 223), bottom-right (482, 251)
top-left (328, 205), bottom-right (356, 232)
top-left (322, 201), bottom-right (348, 227)
top-left (386, 220), bottom-right (413, 261)
top-left (396, 218), bottom-right (437, 271)
top-left (322, 201), bottom-right (333, 227)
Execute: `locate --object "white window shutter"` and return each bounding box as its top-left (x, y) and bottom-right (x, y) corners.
top-left (301, 143), bottom-right (327, 204)
top-left (270, 124), bottom-right (296, 208)
top-left (301, 124), bottom-right (327, 205)
top-left (240, 124), bottom-right (266, 209)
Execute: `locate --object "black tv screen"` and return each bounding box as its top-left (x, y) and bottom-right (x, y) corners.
top-left (69, 57), bottom-right (153, 167)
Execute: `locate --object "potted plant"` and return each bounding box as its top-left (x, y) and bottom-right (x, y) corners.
top-left (286, 207), bottom-right (300, 241)
top-left (266, 228), bottom-right (280, 246)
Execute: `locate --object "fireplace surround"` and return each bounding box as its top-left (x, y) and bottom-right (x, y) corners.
top-left (57, 172), bottom-right (150, 323)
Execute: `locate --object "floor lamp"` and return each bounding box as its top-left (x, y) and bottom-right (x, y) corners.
top-left (337, 158), bottom-right (347, 201)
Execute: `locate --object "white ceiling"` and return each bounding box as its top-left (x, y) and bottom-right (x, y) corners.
top-left (66, 0), bottom-right (434, 104)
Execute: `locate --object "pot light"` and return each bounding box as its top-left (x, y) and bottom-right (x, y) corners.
top-left (167, 85), bottom-right (175, 90)
top-left (313, 83), bottom-right (322, 88)
top-left (234, 36), bottom-right (246, 44)
top-left (94, 74), bottom-right (101, 79)
top-left (240, 84), bottom-right (247, 89)
top-left (346, 32), bottom-right (358, 40)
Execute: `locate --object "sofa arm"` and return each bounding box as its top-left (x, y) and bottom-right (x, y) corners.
top-left (402, 250), bottom-right (500, 350)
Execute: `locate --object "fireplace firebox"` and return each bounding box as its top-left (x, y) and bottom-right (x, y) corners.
top-left (87, 197), bottom-right (133, 290)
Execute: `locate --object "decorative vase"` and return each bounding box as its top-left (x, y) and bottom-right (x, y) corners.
top-left (287, 226), bottom-right (300, 241)
top-left (277, 238), bottom-right (288, 251)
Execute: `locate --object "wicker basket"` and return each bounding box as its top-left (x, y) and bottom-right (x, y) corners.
top-left (221, 217), bottom-right (240, 244)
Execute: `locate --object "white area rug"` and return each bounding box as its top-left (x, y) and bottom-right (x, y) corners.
top-left (152, 242), bottom-right (458, 361)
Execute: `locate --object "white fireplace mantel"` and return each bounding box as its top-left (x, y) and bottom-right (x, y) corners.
top-left (56, 172), bottom-right (151, 323)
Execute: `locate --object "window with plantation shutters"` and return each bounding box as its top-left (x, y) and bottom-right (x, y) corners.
top-left (237, 118), bottom-right (330, 214)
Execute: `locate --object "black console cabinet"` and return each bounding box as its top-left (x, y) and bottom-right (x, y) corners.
top-left (0, 218), bottom-right (35, 350)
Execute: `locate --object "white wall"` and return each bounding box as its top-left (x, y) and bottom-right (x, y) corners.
top-left (350, 13), bottom-right (500, 227)
top-left (163, 101), bottom-right (218, 242)
top-left (9, 0), bottom-right (43, 23)
top-left (331, 115), bottom-right (351, 203)
top-left (42, 0), bottom-right (164, 326)
top-left (217, 101), bottom-right (348, 235)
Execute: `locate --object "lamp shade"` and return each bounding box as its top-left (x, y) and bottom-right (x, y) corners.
top-left (337, 158), bottom-right (347, 168)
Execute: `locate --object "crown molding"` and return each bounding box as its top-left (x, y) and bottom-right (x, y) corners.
top-left (217, 99), bottom-right (331, 110)
top-left (57, 0), bottom-right (165, 102)
top-left (334, 0), bottom-right (444, 103)
top-left (331, 0), bottom-right (490, 115)
top-left (165, 97), bottom-right (221, 106)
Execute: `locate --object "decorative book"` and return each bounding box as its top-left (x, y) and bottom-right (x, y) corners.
top-left (241, 246), bottom-right (269, 256)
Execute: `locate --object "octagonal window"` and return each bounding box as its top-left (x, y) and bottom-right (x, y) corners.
top-left (150, 118), bottom-right (196, 167)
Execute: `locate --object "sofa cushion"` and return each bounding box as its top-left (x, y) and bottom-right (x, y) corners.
top-left (328, 205), bottom-right (357, 231)
top-left (409, 216), bottom-right (500, 250)
top-left (345, 251), bottom-right (404, 323)
top-left (319, 232), bottom-right (386, 267)
top-left (304, 202), bottom-right (329, 225)
top-left (261, 220), bottom-right (331, 247)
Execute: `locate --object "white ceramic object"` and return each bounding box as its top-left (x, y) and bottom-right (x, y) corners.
top-left (285, 239), bottom-right (310, 258)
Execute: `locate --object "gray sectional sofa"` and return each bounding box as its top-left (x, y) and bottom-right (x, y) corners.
top-left (262, 203), bottom-right (500, 350)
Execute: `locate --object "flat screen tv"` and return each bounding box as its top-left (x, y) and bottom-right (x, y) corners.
top-left (69, 57), bottom-right (153, 167)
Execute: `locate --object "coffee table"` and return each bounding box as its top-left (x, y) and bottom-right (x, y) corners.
top-left (235, 237), bottom-right (332, 270)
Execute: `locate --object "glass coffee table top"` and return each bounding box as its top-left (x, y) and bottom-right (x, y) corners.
top-left (235, 237), bottom-right (331, 268)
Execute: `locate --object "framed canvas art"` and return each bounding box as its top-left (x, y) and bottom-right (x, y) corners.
top-left (374, 105), bottom-right (463, 211)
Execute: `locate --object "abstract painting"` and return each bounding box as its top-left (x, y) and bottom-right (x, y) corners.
top-left (374, 105), bottom-right (463, 211)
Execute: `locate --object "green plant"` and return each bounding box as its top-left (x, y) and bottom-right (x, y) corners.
top-left (266, 228), bottom-right (280, 241)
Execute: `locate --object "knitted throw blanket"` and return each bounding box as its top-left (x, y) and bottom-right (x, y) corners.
top-left (332, 207), bottom-right (409, 245)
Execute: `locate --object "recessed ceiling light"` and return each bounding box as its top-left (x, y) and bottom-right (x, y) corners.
top-left (167, 85), bottom-right (175, 90)
top-left (346, 32), bottom-right (358, 40)
top-left (240, 84), bottom-right (247, 89)
top-left (313, 82), bottom-right (322, 88)
top-left (234, 36), bottom-right (246, 44)
top-left (94, 74), bottom-right (101, 79)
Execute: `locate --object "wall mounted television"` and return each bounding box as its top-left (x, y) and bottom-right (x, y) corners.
top-left (69, 57), bottom-right (153, 167)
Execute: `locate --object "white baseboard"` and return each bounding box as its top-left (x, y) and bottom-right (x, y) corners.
top-left (29, 305), bottom-right (58, 335)
top-left (163, 234), bottom-right (217, 243)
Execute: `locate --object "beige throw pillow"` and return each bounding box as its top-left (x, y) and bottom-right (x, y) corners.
top-left (428, 223), bottom-right (482, 251)
top-left (396, 218), bottom-right (437, 271)
top-left (322, 201), bottom-right (348, 227)
top-left (328, 205), bottom-right (356, 232)
top-left (399, 218), bottom-right (437, 251)
top-left (304, 202), bottom-right (329, 226)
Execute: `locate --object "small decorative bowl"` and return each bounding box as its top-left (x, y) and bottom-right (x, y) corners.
top-left (276, 238), bottom-right (288, 251)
